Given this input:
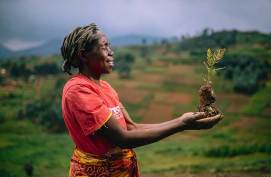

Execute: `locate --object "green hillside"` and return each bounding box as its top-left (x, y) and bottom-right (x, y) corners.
top-left (0, 30), bottom-right (271, 177)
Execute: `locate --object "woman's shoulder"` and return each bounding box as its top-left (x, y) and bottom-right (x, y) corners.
top-left (100, 80), bottom-right (116, 91)
top-left (63, 74), bottom-right (98, 96)
top-left (101, 80), bottom-right (119, 97)
top-left (100, 80), bottom-right (111, 88)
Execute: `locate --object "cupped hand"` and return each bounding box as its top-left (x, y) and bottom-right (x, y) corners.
top-left (180, 112), bottom-right (223, 130)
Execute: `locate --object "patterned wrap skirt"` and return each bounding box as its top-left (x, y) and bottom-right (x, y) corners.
top-left (69, 147), bottom-right (140, 177)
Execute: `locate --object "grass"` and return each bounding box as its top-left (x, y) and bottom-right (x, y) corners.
top-left (0, 132), bottom-right (73, 177)
top-left (133, 112), bottom-right (271, 174)
top-left (171, 99), bottom-right (197, 117)
top-left (143, 66), bottom-right (165, 73)
top-left (203, 144), bottom-right (271, 157)
top-left (136, 141), bottom-right (271, 173)
top-left (2, 113), bottom-right (270, 177)
top-left (1, 39), bottom-right (271, 176)
top-left (0, 84), bottom-right (33, 120)
top-left (229, 44), bottom-right (271, 61)
top-left (161, 79), bottom-right (199, 93)
top-left (244, 82), bottom-right (271, 116)
top-left (2, 128), bottom-right (270, 177)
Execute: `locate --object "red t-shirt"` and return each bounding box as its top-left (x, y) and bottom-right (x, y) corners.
top-left (62, 74), bottom-right (127, 155)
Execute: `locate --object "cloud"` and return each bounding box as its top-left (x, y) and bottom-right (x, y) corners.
top-left (0, 0), bottom-right (271, 46)
top-left (2, 38), bottom-right (45, 51)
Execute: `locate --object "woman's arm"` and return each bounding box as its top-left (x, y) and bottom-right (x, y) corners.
top-left (119, 104), bottom-right (137, 130)
top-left (120, 103), bottom-right (178, 130)
top-left (97, 112), bottom-right (222, 149)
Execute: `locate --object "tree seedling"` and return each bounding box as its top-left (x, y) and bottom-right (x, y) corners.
top-left (198, 48), bottom-right (225, 116)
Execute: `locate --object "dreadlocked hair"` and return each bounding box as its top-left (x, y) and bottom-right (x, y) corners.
top-left (60, 23), bottom-right (100, 75)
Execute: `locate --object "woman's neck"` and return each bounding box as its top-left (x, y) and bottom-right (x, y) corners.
top-left (79, 68), bottom-right (101, 85)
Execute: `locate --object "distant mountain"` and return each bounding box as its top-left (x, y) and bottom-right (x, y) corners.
top-left (110, 34), bottom-right (162, 47)
top-left (2, 31), bottom-right (271, 59)
top-left (0, 34), bottom-right (163, 58)
top-left (13, 38), bottom-right (62, 57)
top-left (0, 44), bottom-right (12, 59)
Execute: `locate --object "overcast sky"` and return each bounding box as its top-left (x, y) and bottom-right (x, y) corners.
top-left (1, 0), bottom-right (271, 51)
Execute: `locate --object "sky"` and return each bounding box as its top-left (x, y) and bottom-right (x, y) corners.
top-left (0, 0), bottom-right (271, 51)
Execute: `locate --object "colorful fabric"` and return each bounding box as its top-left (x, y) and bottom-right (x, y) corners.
top-left (69, 148), bottom-right (140, 177)
top-left (62, 74), bottom-right (128, 155)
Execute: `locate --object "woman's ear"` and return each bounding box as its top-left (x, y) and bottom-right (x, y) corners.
top-left (77, 49), bottom-right (88, 62)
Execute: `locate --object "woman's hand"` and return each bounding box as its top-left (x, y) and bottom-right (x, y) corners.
top-left (180, 112), bottom-right (223, 130)
top-left (98, 111), bottom-right (223, 149)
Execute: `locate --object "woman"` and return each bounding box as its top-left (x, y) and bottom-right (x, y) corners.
top-left (61, 23), bottom-right (222, 177)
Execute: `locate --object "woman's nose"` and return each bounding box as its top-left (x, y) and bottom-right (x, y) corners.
top-left (109, 48), bottom-right (114, 56)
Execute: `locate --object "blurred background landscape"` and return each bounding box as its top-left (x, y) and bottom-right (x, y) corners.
top-left (0, 0), bottom-right (271, 177)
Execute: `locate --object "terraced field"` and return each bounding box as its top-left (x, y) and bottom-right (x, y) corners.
top-left (1, 41), bottom-right (271, 177)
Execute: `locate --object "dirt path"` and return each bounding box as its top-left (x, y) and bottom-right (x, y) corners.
top-left (136, 73), bottom-right (165, 83)
top-left (232, 117), bottom-right (258, 129)
top-left (217, 93), bottom-right (249, 113)
top-left (118, 87), bottom-right (148, 103)
top-left (153, 91), bottom-right (192, 105)
top-left (142, 103), bottom-right (173, 123)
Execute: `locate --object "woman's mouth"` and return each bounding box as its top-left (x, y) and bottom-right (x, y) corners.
top-left (107, 60), bottom-right (114, 67)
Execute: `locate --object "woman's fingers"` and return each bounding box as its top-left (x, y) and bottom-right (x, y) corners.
top-left (181, 112), bottom-right (223, 130)
top-left (191, 112), bottom-right (207, 120)
top-left (196, 114), bottom-right (223, 123)
top-left (196, 114), bottom-right (223, 129)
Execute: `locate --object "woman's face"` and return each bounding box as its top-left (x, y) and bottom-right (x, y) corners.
top-left (86, 33), bottom-right (114, 75)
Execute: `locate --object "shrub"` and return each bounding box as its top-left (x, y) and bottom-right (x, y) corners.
top-left (115, 52), bottom-right (135, 78)
top-left (244, 82), bottom-right (271, 116)
top-left (0, 169), bottom-right (11, 177)
top-left (0, 112), bottom-right (5, 123)
top-left (33, 63), bottom-right (60, 75)
top-left (20, 93), bottom-right (65, 133)
top-left (204, 144), bottom-right (271, 157)
top-left (0, 75), bottom-right (5, 84)
top-left (217, 54), bottom-right (270, 94)
top-left (9, 62), bottom-right (32, 79)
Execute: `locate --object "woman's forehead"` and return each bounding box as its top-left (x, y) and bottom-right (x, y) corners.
top-left (98, 33), bottom-right (109, 44)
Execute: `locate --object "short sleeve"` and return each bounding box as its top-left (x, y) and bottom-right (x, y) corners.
top-left (65, 85), bottom-right (112, 135)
